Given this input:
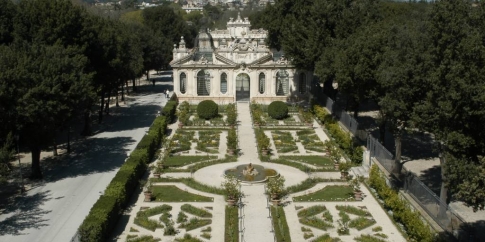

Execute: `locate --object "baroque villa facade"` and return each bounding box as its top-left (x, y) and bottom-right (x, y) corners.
top-left (170, 13), bottom-right (313, 104)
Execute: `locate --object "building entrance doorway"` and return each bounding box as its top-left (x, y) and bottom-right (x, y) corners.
top-left (236, 73), bottom-right (250, 101)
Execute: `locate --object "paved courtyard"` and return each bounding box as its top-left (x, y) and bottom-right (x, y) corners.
top-left (114, 103), bottom-right (406, 242)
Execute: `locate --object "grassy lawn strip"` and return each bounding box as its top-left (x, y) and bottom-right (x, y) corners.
top-left (150, 177), bottom-right (225, 195)
top-left (270, 206), bottom-right (291, 242)
top-left (281, 155), bottom-right (333, 167)
top-left (335, 205), bottom-right (371, 217)
top-left (165, 156), bottom-right (237, 173)
top-left (181, 204), bottom-right (212, 218)
top-left (299, 216), bottom-right (334, 231)
top-left (152, 185), bottom-right (213, 202)
top-left (297, 205), bottom-right (327, 217)
top-left (293, 185), bottom-right (354, 202)
top-left (348, 216), bottom-right (376, 231)
top-left (127, 235), bottom-right (161, 242)
top-left (179, 217), bottom-right (211, 231)
top-left (286, 178), bottom-right (343, 194)
top-left (322, 210), bottom-right (333, 222)
top-left (310, 234), bottom-right (341, 242)
top-left (164, 156), bottom-right (217, 167)
top-left (225, 206), bottom-right (239, 242)
top-left (134, 205), bottom-right (172, 231)
top-left (175, 233), bottom-right (204, 242)
top-left (354, 234), bottom-right (387, 242)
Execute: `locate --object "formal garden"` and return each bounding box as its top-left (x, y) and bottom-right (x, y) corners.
top-left (78, 97), bottom-right (433, 242)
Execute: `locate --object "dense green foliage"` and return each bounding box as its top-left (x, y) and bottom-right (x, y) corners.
top-left (197, 100), bottom-right (219, 120)
top-left (267, 101), bottom-right (288, 120)
top-left (0, 0), bottom-right (192, 179)
top-left (369, 165), bottom-right (435, 241)
top-left (162, 100), bottom-right (178, 124)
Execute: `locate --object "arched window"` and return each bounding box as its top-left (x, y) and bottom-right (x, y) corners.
top-left (299, 72), bottom-right (306, 94)
top-left (276, 70), bottom-right (289, 96)
top-left (220, 73), bottom-right (227, 94)
top-left (258, 73), bottom-right (265, 94)
top-left (180, 72), bottom-right (186, 94)
top-left (197, 70), bottom-right (210, 96)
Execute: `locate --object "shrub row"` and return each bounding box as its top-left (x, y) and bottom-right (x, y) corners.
top-left (313, 105), bottom-right (363, 164)
top-left (79, 115), bottom-right (168, 242)
top-left (271, 206), bottom-right (292, 242)
top-left (225, 206), bottom-right (239, 242)
top-left (250, 103), bottom-right (265, 125)
top-left (368, 165), bottom-right (435, 242)
top-left (163, 100), bottom-right (178, 124)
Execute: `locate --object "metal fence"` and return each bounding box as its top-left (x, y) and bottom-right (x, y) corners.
top-left (319, 93), bottom-right (365, 140)
top-left (367, 135), bottom-right (395, 174)
top-left (405, 171), bottom-right (465, 233)
top-left (367, 134), bottom-right (466, 234)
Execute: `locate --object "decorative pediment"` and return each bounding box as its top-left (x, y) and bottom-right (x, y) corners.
top-left (170, 53), bottom-right (194, 65)
top-left (248, 54), bottom-right (273, 66)
top-left (215, 53), bottom-right (237, 65)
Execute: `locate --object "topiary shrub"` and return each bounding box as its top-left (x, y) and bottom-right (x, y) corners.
top-left (197, 100), bottom-right (218, 120)
top-left (268, 101), bottom-right (288, 120)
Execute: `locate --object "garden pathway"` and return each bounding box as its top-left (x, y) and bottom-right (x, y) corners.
top-left (240, 184), bottom-right (274, 242)
top-left (236, 102), bottom-right (275, 242)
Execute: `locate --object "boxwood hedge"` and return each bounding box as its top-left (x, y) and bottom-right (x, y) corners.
top-left (78, 115), bottom-right (167, 242)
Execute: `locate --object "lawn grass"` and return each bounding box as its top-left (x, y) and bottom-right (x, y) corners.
top-left (179, 217), bottom-right (212, 231)
top-left (270, 206), bottom-right (291, 242)
top-left (174, 233), bottom-right (204, 242)
top-left (181, 204), bottom-right (212, 218)
top-left (297, 205), bottom-right (327, 217)
top-left (293, 185), bottom-right (354, 202)
top-left (299, 216), bottom-right (334, 231)
top-left (164, 156), bottom-right (217, 167)
top-left (133, 205), bottom-right (172, 231)
top-left (151, 185), bottom-right (213, 202)
top-left (127, 235), bottom-right (161, 242)
top-left (280, 155), bottom-right (333, 167)
top-left (310, 234), bottom-right (341, 242)
top-left (225, 206), bottom-right (239, 242)
top-left (165, 156), bottom-right (237, 173)
top-left (354, 234), bottom-right (387, 242)
top-left (150, 177), bottom-right (225, 195)
top-left (348, 216), bottom-right (376, 231)
top-left (335, 205), bottom-right (371, 217)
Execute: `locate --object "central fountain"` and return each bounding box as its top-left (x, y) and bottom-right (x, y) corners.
top-left (224, 163), bottom-right (278, 183)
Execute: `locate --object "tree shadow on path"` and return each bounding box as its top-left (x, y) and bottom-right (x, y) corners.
top-left (0, 190), bottom-right (52, 236)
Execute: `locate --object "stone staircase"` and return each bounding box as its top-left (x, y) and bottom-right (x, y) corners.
top-left (350, 164), bottom-right (370, 178)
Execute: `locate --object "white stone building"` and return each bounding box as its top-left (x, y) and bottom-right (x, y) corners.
top-left (170, 13), bottom-right (312, 104)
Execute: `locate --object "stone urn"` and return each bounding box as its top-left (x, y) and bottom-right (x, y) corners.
top-left (334, 163), bottom-right (340, 171)
top-left (340, 171), bottom-right (349, 180)
top-left (227, 199), bottom-right (236, 206)
top-left (354, 190), bottom-right (363, 201)
top-left (262, 148), bottom-right (268, 156)
top-left (227, 149), bottom-right (235, 156)
top-left (144, 191), bottom-right (152, 202)
top-left (271, 199), bottom-right (281, 206)
top-left (153, 172), bottom-right (161, 179)
top-left (178, 122), bottom-right (184, 129)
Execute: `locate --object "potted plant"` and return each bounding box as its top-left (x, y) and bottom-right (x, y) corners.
top-left (226, 128), bottom-right (237, 155)
top-left (267, 176), bottom-right (285, 205)
top-left (221, 175), bottom-right (241, 206)
top-left (258, 131), bottom-right (270, 155)
top-left (323, 141), bottom-right (342, 170)
top-left (350, 176), bottom-right (363, 201)
top-left (339, 162), bottom-right (352, 179)
top-left (226, 103), bottom-right (237, 127)
top-left (141, 180), bottom-right (153, 202)
top-left (153, 166), bottom-right (163, 179)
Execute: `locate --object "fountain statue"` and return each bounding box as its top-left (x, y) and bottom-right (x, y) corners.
top-left (242, 163), bottom-right (259, 176)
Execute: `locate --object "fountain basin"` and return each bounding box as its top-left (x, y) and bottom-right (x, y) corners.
top-left (224, 164), bottom-right (279, 183)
